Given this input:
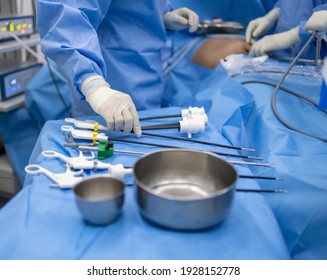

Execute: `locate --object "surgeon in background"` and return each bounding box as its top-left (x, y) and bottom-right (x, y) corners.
top-left (246, 0), bottom-right (327, 58)
top-left (37, 1), bottom-right (199, 137)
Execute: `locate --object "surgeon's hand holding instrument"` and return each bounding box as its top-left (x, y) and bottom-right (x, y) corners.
top-left (163, 7), bottom-right (199, 32)
top-left (249, 27), bottom-right (301, 56)
top-left (82, 75), bottom-right (142, 137)
top-left (246, 7), bottom-right (281, 44)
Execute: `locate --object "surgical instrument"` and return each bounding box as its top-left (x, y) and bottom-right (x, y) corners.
top-left (77, 140), bottom-right (147, 159)
top-left (238, 175), bottom-right (283, 180)
top-left (236, 189), bottom-right (287, 193)
top-left (139, 106), bottom-right (208, 122)
top-left (63, 128), bottom-right (261, 160)
top-left (140, 118), bottom-right (206, 138)
top-left (270, 55), bottom-right (323, 65)
top-left (41, 150), bottom-right (132, 180)
top-left (25, 164), bottom-right (83, 188)
top-left (141, 131), bottom-right (255, 152)
top-left (65, 118), bottom-right (255, 152)
top-left (196, 20), bottom-right (244, 35)
top-left (270, 32), bottom-right (327, 142)
top-left (62, 126), bottom-right (270, 167)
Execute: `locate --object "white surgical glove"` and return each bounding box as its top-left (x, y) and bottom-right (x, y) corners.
top-left (304, 10), bottom-right (327, 33)
top-left (246, 7), bottom-right (281, 44)
top-left (249, 27), bottom-right (301, 56)
top-left (163, 7), bottom-right (199, 32)
top-left (82, 76), bottom-right (142, 137)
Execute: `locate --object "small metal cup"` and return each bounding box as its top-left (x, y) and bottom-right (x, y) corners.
top-left (73, 176), bottom-right (125, 225)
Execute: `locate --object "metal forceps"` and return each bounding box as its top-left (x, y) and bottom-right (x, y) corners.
top-left (25, 164), bottom-right (84, 188)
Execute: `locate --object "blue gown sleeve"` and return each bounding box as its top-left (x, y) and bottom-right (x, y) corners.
top-left (37, 0), bottom-right (112, 100)
top-left (274, 0), bottom-right (281, 9)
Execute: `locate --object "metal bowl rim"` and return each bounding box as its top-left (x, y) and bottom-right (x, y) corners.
top-left (73, 175), bottom-right (125, 203)
top-left (133, 149), bottom-right (238, 201)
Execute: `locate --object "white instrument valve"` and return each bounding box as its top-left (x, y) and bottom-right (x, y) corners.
top-left (181, 106), bottom-right (208, 124)
top-left (109, 164), bottom-right (131, 181)
top-left (179, 118), bottom-right (206, 139)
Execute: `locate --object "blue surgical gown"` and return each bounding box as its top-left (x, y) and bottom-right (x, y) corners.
top-left (37, 0), bottom-right (172, 117)
top-left (273, 0), bottom-right (327, 59)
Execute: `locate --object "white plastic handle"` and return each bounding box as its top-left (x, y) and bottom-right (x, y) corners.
top-left (25, 164), bottom-right (61, 183)
top-left (25, 164), bottom-right (44, 175)
top-left (181, 107), bottom-right (208, 124)
top-left (61, 125), bottom-right (75, 132)
top-left (64, 118), bottom-right (108, 130)
top-left (62, 126), bottom-right (108, 141)
top-left (179, 119), bottom-right (206, 138)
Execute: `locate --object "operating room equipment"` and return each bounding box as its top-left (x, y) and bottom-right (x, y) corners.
top-left (196, 19), bottom-right (244, 35)
top-left (133, 149), bottom-right (237, 230)
top-left (140, 118), bottom-right (206, 138)
top-left (139, 106), bottom-right (208, 122)
top-left (65, 117), bottom-right (206, 139)
top-left (41, 150), bottom-right (132, 180)
top-left (0, 15), bottom-right (35, 41)
top-left (75, 139), bottom-right (255, 160)
top-left (62, 126), bottom-right (263, 161)
top-left (270, 31), bottom-right (327, 141)
top-left (141, 132), bottom-right (255, 152)
top-left (65, 118), bottom-right (254, 151)
top-left (66, 137), bottom-right (277, 179)
top-left (77, 140), bottom-right (147, 160)
top-left (0, 59), bottom-right (42, 102)
top-left (269, 55), bottom-right (323, 65)
top-left (238, 174), bottom-right (283, 181)
top-left (25, 164), bottom-right (83, 188)
top-left (236, 188), bottom-right (287, 193)
top-left (74, 176), bottom-right (125, 225)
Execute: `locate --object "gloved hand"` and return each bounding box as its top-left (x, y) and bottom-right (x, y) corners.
top-left (82, 76), bottom-right (142, 137)
top-left (163, 7), bottom-right (199, 32)
top-left (246, 7), bottom-right (281, 44)
top-left (304, 10), bottom-right (327, 33)
top-left (249, 27), bottom-right (301, 56)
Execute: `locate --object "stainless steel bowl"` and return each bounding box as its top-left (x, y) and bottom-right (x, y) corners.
top-left (73, 176), bottom-right (125, 225)
top-left (133, 149), bottom-right (237, 230)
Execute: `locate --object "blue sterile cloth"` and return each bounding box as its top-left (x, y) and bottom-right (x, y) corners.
top-left (0, 106), bottom-right (289, 260)
top-left (163, 43), bottom-right (327, 260)
top-left (234, 59), bottom-right (327, 260)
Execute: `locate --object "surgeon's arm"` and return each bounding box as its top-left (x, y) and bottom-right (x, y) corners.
top-left (37, 0), bottom-right (110, 97)
top-left (37, 0), bottom-right (141, 136)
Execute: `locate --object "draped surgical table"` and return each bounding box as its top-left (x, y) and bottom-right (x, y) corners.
top-left (0, 102), bottom-right (290, 260)
top-left (0, 58), bottom-right (326, 260)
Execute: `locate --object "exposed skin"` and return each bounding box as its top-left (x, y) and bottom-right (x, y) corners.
top-left (191, 37), bottom-right (251, 69)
